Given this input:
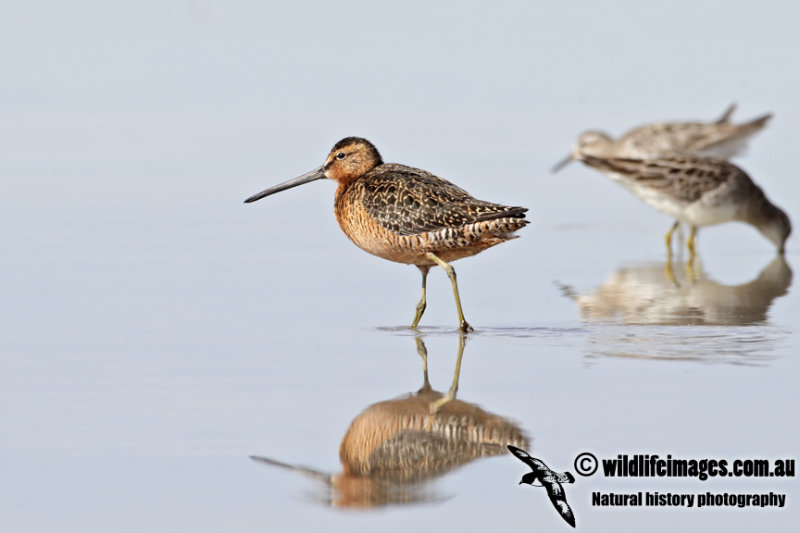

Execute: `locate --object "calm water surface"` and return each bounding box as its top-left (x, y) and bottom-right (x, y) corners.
top-left (1, 202), bottom-right (797, 532)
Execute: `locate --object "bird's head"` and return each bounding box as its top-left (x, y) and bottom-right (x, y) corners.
top-left (551, 130), bottom-right (613, 173)
top-left (243, 137), bottom-right (383, 203)
top-left (574, 130), bottom-right (614, 157)
top-left (759, 205), bottom-right (792, 254)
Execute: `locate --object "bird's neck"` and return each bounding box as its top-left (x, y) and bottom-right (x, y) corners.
top-left (737, 189), bottom-right (787, 249)
top-left (737, 187), bottom-right (775, 225)
top-left (334, 180), bottom-right (354, 202)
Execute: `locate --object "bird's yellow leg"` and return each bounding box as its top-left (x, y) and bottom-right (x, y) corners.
top-left (686, 226), bottom-right (699, 281)
top-left (687, 226), bottom-right (698, 258)
top-left (665, 221), bottom-right (680, 256)
top-left (686, 259), bottom-right (698, 282)
top-left (410, 266), bottom-right (430, 329)
top-left (664, 222), bottom-right (679, 283)
top-left (414, 335), bottom-right (433, 393)
top-left (429, 331), bottom-right (465, 413)
top-left (425, 252), bottom-right (473, 333)
top-left (664, 258), bottom-right (679, 287)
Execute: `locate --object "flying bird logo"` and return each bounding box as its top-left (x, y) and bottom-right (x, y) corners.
top-left (508, 445), bottom-right (576, 528)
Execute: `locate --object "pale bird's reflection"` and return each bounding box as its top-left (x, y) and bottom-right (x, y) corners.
top-left (564, 254), bottom-right (791, 326)
top-left (560, 255), bottom-right (792, 363)
top-left (251, 333), bottom-right (529, 508)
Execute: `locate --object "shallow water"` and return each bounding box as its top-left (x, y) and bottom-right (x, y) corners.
top-left (1, 201), bottom-right (797, 531)
top-left (3, 2), bottom-right (800, 531)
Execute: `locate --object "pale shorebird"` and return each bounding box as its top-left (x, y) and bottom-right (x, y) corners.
top-left (244, 137), bottom-right (529, 332)
top-left (553, 103), bottom-right (772, 172)
top-left (580, 155), bottom-right (791, 255)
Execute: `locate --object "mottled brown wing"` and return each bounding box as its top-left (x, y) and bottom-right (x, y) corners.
top-left (361, 164), bottom-right (527, 236)
top-left (582, 155), bottom-right (738, 203)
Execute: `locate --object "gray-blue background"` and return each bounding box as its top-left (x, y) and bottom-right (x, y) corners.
top-left (1, 1), bottom-right (797, 531)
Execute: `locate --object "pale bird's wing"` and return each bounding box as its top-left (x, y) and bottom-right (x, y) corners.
top-left (581, 155), bottom-right (741, 203)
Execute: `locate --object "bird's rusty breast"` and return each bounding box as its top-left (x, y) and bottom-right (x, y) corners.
top-left (338, 391), bottom-right (529, 481)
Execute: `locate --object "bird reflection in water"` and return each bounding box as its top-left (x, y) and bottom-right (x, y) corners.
top-left (559, 255), bottom-right (792, 363)
top-left (251, 333), bottom-right (529, 508)
top-left (563, 254), bottom-right (791, 326)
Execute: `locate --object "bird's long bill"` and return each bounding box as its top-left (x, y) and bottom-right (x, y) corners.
top-left (243, 165), bottom-right (325, 203)
top-left (550, 153), bottom-right (574, 173)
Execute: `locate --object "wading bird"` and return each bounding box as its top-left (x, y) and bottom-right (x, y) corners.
top-left (244, 137), bottom-right (529, 332)
top-left (580, 155), bottom-right (791, 257)
top-left (552, 103), bottom-right (772, 172)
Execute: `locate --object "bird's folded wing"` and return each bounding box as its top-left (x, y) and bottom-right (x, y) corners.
top-left (582, 155), bottom-right (738, 203)
top-left (362, 167), bottom-right (527, 236)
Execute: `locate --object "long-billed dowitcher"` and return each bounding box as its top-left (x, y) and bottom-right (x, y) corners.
top-left (250, 334), bottom-right (528, 508)
top-left (580, 154), bottom-right (791, 255)
top-left (552, 103), bottom-right (773, 172)
top-left (244, 137), bottom-right (529, 332)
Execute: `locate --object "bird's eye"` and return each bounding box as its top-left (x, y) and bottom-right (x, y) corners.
top-left (336, 152), bottom-right (346, 160)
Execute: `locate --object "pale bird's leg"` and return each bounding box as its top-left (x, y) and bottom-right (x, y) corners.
top-left (424, 252), bottom-right (474, 333)
top-left (665, 221), bottom-right (680, 256)
top-left (664, 222), bottom-right (680, 284)
top-left (687, 226), bottom-right (698, 258)
top-left (687, 226), bottom-right (699, 281)
top-left (429, 331), bottom-right (465, 413)
top-left (664, 258), bottom-right (679, 287)
top-left (410, 265), bottom-right (430, 329)
top-left (687, 259), bottom-right (699, 282)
